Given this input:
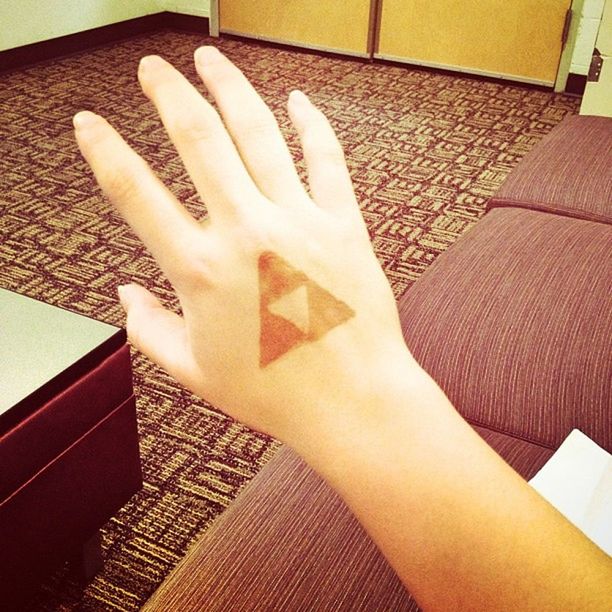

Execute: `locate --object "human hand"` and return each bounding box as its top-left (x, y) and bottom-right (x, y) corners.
top-left (75, 53), bottom-right (612, 611)
top-left (74, 47), bottom-right (415, 444)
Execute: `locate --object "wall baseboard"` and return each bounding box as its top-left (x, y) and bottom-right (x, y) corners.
top-left (164, 12), bottom-right (209, 32)
top-left (565, 72), bottom-right (587, 95)
top-left (0, 14), bottom-right (586, 97)
top-left (0, 12), bottom-right (209, 74)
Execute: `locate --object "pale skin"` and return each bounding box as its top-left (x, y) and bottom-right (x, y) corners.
top-left (73, 47), bottom-right (612, 610)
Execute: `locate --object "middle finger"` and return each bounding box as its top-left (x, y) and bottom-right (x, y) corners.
top-left (138, 54), bottom-right (263, 222)
top-left (194, 46), bottom-right (309, 208)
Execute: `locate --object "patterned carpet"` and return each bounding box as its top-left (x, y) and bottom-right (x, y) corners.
top-left (0, 29), bottom-right (579, 610)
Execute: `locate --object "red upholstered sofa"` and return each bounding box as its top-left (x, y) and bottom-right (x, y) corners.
top-left (144, 114), bottom-right (612, 610)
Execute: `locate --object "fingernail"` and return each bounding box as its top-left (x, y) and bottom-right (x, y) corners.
top-left (139, 55), bottom-right (166, 73)
top-left (195, 46), bottom-right (221, 66)
top-left (289, 90), bottom-right (311, 107)
top-left (73, 111), bottom-right (100, 130)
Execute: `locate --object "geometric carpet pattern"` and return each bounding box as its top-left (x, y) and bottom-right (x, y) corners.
top-left (0, 29), bottom-right (579, 610)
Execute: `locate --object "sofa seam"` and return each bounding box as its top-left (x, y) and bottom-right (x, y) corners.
top-left (486, 198), bottom-right (612, 227)
top-left (466, 417), bottom-right (557, 451)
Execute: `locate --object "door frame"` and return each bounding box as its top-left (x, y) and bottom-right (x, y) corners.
top-left (210, 0), bottom-right (219, 37)
top-left (554, 0), bottom-right (584, 91)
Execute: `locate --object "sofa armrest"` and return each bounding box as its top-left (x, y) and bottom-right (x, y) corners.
top-left (487, 115), bottom-right (612, 224)
top-left (143, 429), bottom-right (553, 612)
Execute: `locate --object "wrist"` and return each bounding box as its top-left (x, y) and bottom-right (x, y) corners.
top-left (282, 343), bottom-right (445, 474)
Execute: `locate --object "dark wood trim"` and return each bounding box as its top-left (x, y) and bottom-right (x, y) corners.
top-left (565, 72), bottom-right (587, 95)
top-left (0, 12), bottom-right (210, 74)
top-left (163, 12), bottom-right (210, 33)
top-left (368, 0), bottom-right (384, 57)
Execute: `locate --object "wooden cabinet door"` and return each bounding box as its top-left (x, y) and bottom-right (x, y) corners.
top-left (219, 0), bottom-right (373, 57)
top-left (376, 0), bottom-right (572, 85)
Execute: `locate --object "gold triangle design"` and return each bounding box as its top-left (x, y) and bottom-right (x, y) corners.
top-left (305, 281), bottom-right (355, 341)
top-left (258, 251), bottom-right (355, 367)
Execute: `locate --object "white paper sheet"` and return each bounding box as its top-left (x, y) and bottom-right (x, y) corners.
top-left (529, 429), bottom-right (612, 556)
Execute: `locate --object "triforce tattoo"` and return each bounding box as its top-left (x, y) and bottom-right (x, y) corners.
top-left (258, 251), bottom-right (355, 367)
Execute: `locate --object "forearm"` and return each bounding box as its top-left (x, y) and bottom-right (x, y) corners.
top-left (290, 354), bottom-right (612, 611)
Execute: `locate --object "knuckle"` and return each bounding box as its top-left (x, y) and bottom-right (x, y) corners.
top-left (304, 113), bottom-right (345, 161)
top-left (180, 263), bottom-right (209, 289)
top-left (204, 60), bottom-right (236, 87)
top-left (322, 144), bottom-right (346, 166)
top-left (172, 249), bottom-right (212, 291)
top-left (170, 111), bottom-right (215, 147)
top-left (101, 155), bottom-right (148, 204)
top-left (304, 129), bottom-right (344, 165)
top-left (235, 111), bottom-right (276, 141)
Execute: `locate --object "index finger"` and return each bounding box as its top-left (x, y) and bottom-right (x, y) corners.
top-left (74, 111), bottom-right (204, 286)
top-left (138, 54), bottom-right (265, 222)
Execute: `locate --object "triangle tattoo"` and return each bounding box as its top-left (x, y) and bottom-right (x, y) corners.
top-left (258, 251), bottom-right (355, 367)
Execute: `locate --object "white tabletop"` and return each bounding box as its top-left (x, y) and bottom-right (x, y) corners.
top-left (0, 289), bottom-right (119, 417)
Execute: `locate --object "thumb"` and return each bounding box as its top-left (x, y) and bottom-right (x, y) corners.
top-left (117, 283), bottom-right (200, 390)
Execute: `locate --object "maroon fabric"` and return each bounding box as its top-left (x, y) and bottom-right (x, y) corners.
top-left (0, 396), bottom-right (142, 604)
top-left (144, 429), bottom-right (553, 612)
top-left (399, 206), bottom-right (612, 451)
top-left (0, 344), bottom-right (133, 500)
top-left (487, 115), bottom-right (612, 224)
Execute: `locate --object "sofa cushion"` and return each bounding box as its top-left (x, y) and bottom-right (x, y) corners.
top-left (399, 206), bottom-right (612, 451)
top-left (143, 427), bottom-right (553, 612)
top-left (487, 115), bottom-right (612, 224)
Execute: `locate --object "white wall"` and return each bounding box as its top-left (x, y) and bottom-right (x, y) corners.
top-left (598, 0), bottom-right (612, 53)
top-left (0, 0), bottom-right (162, 52)
top-left (580, 0), bottom-right (612, 115)
top-left (570, 0), bottom-right (606, 74)
top-left (161, 1), bottom-right (210, 18)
